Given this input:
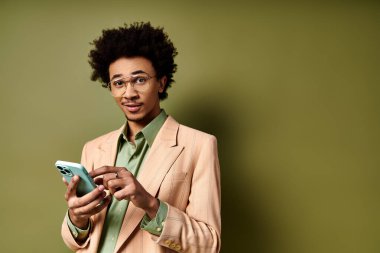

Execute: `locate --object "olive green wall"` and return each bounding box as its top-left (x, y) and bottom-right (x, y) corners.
top-left (0, 1), bottom-right (379, 252)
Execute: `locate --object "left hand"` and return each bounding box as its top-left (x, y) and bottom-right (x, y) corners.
top-left (89, 166), bottom-right (159, 219)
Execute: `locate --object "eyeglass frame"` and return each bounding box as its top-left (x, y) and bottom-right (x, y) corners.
top-left (107, 72), bottom-right (157, 96)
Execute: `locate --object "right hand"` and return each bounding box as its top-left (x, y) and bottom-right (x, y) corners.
top-left (63, 175), bottom-right (111, 229)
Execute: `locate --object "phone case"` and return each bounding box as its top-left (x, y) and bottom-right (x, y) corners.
top-left (55, 160), bottom-right (97, 197)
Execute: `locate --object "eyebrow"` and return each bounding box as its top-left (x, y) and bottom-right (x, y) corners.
top-left (110, 70), bottom-right (148, 80)
top-left (131, 70), bottom-right (147, 75)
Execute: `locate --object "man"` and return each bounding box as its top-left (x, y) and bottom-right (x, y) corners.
top-left (61, 22), bottom-right (221, 253)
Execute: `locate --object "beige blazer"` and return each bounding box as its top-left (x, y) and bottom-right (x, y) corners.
top-left (61, 116), bottom-right (221, 253)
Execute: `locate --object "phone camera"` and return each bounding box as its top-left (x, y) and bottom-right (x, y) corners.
top-left (64, 169), bottom-right (73, 176)
top-left (57, 166), bottom-right (67, 175)
top-left (57, 165), bottom-right (73, 176)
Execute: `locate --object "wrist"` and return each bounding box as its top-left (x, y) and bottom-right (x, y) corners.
top-left (145, 197), bottom-right (159, 219)
top-left (68, 210), bottom-right (89, 229)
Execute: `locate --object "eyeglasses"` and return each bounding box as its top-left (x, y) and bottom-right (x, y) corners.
top-left (108, 73), bottom-right (155, 97)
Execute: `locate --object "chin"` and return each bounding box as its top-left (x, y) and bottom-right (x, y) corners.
top-left (123, 110), bottom-right (146, 122)
top-left (124, 113), bottom-right (142, 121)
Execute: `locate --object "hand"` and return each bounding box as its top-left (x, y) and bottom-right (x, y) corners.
top-left (90, 166), bottom-right (159, 219)
top-left (63, 176), bottom-right (112, 229)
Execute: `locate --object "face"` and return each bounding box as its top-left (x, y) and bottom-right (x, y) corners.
top-left (108, 57), bottom-right (166, 128)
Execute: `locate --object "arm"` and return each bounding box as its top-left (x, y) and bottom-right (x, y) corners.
top-left (61, 143), bottom-right (111, 251)
top-left (140, 200), bottom-right (168, 235)
top-left (154, 136), bottom-right (221, 253)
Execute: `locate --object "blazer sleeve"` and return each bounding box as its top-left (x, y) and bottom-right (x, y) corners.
top-left (153, 135), bottom-right (221, 253)
top-left (61, 142), bottom-right (92, 251)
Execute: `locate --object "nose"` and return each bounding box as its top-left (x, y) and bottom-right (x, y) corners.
top-left (122, 82), bottom-right (139, 99)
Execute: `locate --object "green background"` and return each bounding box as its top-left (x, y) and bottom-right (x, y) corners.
top-left (0, 1), bottom-right (379, 252)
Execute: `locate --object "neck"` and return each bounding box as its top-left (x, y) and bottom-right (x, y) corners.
top-left (126, 107), bottom-right (161, 141)
top-left (127, 122), bottom-right (142, 141)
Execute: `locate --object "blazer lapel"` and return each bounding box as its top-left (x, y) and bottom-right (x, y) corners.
top-left (97, 127), bottom-right (123, 168)
top-left (114, 116), bottom-right (184, 252)
top-left (91, 126), bottom-right (123, 250)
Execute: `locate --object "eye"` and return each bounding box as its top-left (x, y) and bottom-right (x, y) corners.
top-left (112, 79), bottom-right (125, 88)
top-left (131, 76), bottom-right (148, 85)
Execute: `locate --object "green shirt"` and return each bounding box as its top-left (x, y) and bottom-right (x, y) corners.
top-left (67, 110), bottom-right (168, 251)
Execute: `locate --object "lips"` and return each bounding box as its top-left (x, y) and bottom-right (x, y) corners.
top-left (121, 102), bottom-right (143, 113)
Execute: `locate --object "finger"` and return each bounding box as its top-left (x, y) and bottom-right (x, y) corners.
top-left (87, 195), bottom-right (112, 215)
top-left (62, 177), bottom-right (68, 187)
top-left (70, 185), bottom-right (106, 208)
top-left (103, 169), bottom-right (132, 190)
top-left (103, 172), bottom-right (118, 182)
top-left (117, 168), bottom-right (132, 177)
top-left (71, 195), bottom-right (112, 217)
top-left (74, 191), bottom-right (108, 215)
top-left (113, 181), bottom-right (140, 201)
top-left (65, 176), bottom-right (80, 201)
top-left (94, 177), bottom-right (104, 186)
top-left (89, 166), bottom-right (121, 178)
top-left (102, 173), bottom-right (121, 190)
top-left (74, 194), bottom-right (112, 217)
top-left (107, 178), bottom-right (126, 195)
top-left (113, 187), bottom-right (132, 201)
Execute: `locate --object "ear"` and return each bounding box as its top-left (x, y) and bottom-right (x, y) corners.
top-left (158, 76), bottom-right (167, 93)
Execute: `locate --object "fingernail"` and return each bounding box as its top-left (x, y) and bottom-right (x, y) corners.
top-left (98, 185), bottom-right (104, 191)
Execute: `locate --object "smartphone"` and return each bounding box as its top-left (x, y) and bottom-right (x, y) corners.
top-left (55, 160), bottom-right (97, 197)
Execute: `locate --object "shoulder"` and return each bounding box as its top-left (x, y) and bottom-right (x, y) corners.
top-left (165, 115), bottom-right (216, 142)
top-left (175, 121), bottom-right (218, 148)
top-left (179, 124), bottom-right (216, 140)
top-left (174, 122), bottom-right (219, 163)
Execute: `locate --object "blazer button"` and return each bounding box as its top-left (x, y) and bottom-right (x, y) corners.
top-left (175, 244), bottom-right (182, 251)
top-left (164, 239), bottom-right (172, 246)
top-left (170, 243), bottom-right (176, 249)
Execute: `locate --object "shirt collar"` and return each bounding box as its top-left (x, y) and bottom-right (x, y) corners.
top-left (121, 110), bottom-right (168, 146)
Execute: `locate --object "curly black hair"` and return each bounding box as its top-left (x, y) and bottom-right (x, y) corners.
top-left (88, 22), bottom-right (178, 100)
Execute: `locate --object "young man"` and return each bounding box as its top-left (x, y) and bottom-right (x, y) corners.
top-left (61, 22), bottom-right (221, 253)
